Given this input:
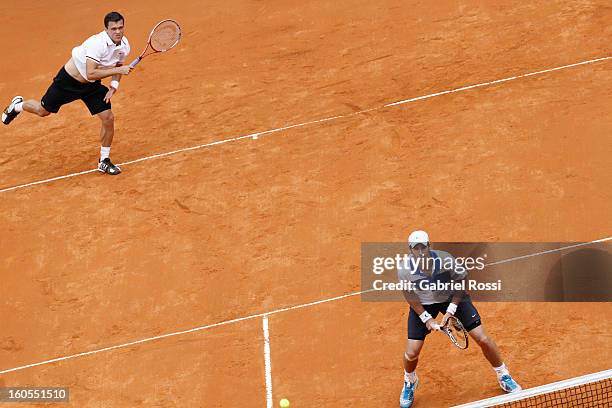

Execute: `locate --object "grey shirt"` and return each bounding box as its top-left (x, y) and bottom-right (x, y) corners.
top-left (397, 250), bottom-right (468, 305)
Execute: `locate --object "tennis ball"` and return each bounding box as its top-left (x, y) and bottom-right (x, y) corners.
top-left (279, 398), bottom-right (290, 408)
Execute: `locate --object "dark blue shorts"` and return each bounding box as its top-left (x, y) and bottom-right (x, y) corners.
top-left (407, 300), bottom-right (482, 341)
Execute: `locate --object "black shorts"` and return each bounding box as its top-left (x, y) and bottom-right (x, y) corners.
top-left (41, 67), bottom-right (111, 115)
top-left (407, 300), bottom-right (482, 341)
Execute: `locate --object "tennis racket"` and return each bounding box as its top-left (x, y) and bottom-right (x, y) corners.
top-left (129, 19), bottom-right (182, 68)
top-left (441, 316), bottom-right (469, 349)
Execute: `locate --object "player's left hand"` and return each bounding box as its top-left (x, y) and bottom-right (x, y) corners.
top-left (104, 87), bottom-right (116, 103)
top-left (441, 312), bottom-right (453, 327)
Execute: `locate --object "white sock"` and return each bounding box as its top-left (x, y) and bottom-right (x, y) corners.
top-left (404, 370), bottom-right (417, 384)
top-left (14, 102), bottom-right (24, 113)
top-left (100, 146), bottom-right (111, 161)
top-left (494, 363), bottom-right (509, 379)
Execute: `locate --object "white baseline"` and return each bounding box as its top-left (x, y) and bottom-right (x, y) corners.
top-left (0, 55), bottom-right (609, 194)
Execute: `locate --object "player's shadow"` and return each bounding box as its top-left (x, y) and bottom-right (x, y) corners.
top-left (545, 248), bottom-right (612, 301)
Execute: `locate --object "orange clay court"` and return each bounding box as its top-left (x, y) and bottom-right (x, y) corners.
top-left (0, 1), bottom-right (611, 407)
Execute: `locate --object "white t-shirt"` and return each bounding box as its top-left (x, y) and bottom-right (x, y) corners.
top-left (71, 30), bottom-right (130, 82)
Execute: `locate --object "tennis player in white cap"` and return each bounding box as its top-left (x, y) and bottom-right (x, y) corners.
top-left (398, 230), bottom-right (521, 408)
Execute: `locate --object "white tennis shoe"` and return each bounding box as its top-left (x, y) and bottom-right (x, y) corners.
top-left (2, 96), bottom-right (23, 125)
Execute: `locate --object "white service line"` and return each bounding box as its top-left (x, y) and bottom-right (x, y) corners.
top-left (263, 315), bottom-right (273, 408)
top-left (1, 55), bottom-right (609, 194)
top-left (484, 237), bottom-right (612, 267)
top-left (0, 237), bottom-right (609, 376)
top-left (0, 290), bottom-right (368, 375)
top-left (0, 169), bottom-right (99, 193)
top-left (385, 56), bottom-right (611, 107)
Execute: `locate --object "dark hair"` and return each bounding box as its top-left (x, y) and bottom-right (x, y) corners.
top-left (104, 11), bottom-right (124, 28)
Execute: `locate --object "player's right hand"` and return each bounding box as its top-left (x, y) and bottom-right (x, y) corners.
top-left (117, 66), bottom-right (133, 75)
top-left (425, 319), bottom-right (441, 331)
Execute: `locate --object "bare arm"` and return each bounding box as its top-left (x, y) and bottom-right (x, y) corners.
top-left (403, 289), bottom-right (425, 315)
top-left (442, 274), bottom-right (467, 325)
top-left (403, 289), bottom-right (439, 331)
top-left (442, 259), bottom-right (469, 323)
top-left (450, 291), bottom-right (465, 305)
top-left (109, 73), bottom-right (122, 92)
top-left (102, 64), bottom-right (129, 103)
top-left (86, 59), bottom-right (131, 81)
top-left (110, 60), bottom-right (125, 88)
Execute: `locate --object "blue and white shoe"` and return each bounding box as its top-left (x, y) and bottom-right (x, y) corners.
top-left (399, 375), bottom-right (419, 408)
top-left (499, 374), bottom-right (522, 393)
top-left (2, 96), bottom-right (23, 125)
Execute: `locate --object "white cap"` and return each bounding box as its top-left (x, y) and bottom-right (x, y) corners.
top-left (408, 230), bottom-right (429, 248)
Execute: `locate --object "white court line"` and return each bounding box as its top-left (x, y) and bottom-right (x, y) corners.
top-left (384, 56), bottom-right (611, 107)
top-left (484, 237), bottom-right (612, 267)
top-left (0, 169), bottom-right (99, 193)
top-left (0, 290), bottom-right (367, 375)
top-left (263, 315), bottom-right (273, 408)
top-left (0, 237), bottom-right (609, 376)
top-left (1, 55), bottom-right (610, 194)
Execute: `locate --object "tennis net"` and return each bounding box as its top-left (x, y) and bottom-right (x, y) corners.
top-left (452, 369), bottom-right (611, 407)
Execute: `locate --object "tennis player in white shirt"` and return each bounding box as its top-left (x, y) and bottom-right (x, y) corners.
top-left (2, 11), bottom-right (132, 175)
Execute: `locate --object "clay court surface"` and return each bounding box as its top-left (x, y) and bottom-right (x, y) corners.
top-left (1, 1), bottom-right (611, 406)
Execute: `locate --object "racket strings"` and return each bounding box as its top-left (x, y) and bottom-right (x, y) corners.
top-left (445, 317), bottom-right (468, 348)
top-left (445, 327), bottom-right (458, 343)
top-left (150, 21), bottom-right (181, 52)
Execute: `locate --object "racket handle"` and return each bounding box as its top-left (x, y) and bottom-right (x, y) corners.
top-left (129, 57), bottom-right (142, 68)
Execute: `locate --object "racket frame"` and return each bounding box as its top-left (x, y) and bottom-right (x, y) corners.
top-left (129, 19), bottom-right (181, 68)
top-left (442, 315), bottom-right (469, 349)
